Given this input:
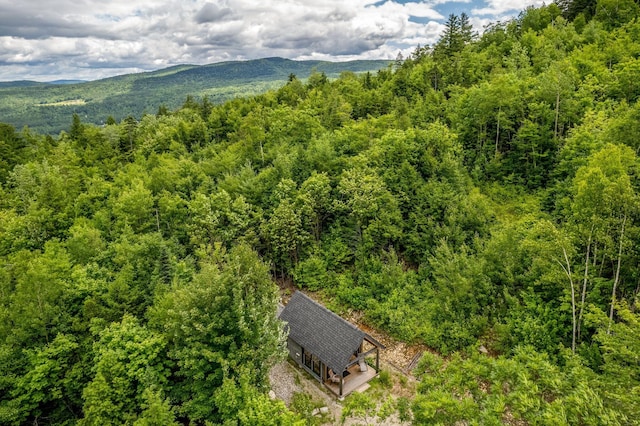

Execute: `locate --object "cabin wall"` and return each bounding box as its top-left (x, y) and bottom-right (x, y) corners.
top-left (287, 338), bottom-right (302, 365)
top-left (287, 338), bottom-right (326, 382)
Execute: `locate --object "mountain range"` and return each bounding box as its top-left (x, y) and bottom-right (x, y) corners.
top-left (0, 57), bottom-right (390, 134)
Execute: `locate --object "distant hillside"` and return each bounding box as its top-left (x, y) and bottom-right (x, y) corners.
top-left (0, 57), bottom-right (390, 134)
top-left (48, 80), bottom-right (88, 85)
top-left (0, 81), bottom-right (48, 88)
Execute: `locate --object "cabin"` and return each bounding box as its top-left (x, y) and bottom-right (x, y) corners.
top-left (279, 291), bottom-right (385, 398)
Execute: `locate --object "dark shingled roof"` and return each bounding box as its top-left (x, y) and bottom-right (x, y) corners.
top-left (279, 292), bottom-right (365, 374)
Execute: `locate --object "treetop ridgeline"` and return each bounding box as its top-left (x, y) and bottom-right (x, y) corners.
top-left (1, 1), bottom-right (640, 423)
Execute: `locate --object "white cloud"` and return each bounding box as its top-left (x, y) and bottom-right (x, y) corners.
top-left (0, 0), bottom-right (544, 81)
top-left (472, 0), bottom-right (546, 16)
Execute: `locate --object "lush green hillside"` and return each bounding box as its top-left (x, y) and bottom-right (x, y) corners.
top-left (2, 1), bottom-right (640, 424)
top-left (0, 58), bottom-right (390, 135)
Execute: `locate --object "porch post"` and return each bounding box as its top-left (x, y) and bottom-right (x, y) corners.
top-left (376, 347), bottom-right (380, 371)
top-left (339, 372), bottom-right (344, 396)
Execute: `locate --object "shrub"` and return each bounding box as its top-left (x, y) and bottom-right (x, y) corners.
top-left (378, 369), bottom-right (392, 389)
top-left (293, 255), bottom-right (328, 290)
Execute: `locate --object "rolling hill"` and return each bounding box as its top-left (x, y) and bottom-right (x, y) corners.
top-left (0, 57), bottom-right (390, 134)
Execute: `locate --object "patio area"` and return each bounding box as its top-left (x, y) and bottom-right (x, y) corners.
top-left (324, 362), bottom-right (378, 398)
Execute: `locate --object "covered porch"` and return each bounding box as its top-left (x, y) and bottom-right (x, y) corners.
top-left (324, 336), bottom-right (382, 398)
top-left (324, 362), bottom-right (378, 398)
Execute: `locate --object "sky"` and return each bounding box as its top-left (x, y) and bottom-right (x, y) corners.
top-left (0, 0), bottom-right (545, 82)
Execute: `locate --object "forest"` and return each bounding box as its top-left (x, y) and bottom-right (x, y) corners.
top-left (1, 0), bottom-right (640, 424)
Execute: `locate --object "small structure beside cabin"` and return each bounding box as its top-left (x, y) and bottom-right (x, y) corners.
top-left (279, 291), bottom-right (385, 398)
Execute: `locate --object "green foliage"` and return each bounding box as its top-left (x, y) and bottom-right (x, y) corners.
top-left (587, 303), bottom-right (640, 420)
top-left (215, 373), bottom-right (303, 425)
top-left (263, 197), bottom-right (309, 275)
top-left (148, 244), bottom-right (286, 422)
top-left (290, 392), bottom-right (325, 425)
top-left (396, 396), bottom-right (412, 423)
top-left (1, 241), bottom-right (74, 348)
top-left (341, 392), bottom-right (377, 425)
top-left (0, 123), bottom-right (26, 183)
top-left (293, 255), bottom-right (328, 291)
top-left (377, 369), bottom-right (392, 389)
top-left (413, 347), bottom-right (626, 425)
top-left (594, 0), bottom-right (640, 29)
top-left (80, 315), bottom-right (170, 425)
top-left (133, 388), bottom-right (179, 426)
top-left (6, 333), bottom-right (82, 425)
